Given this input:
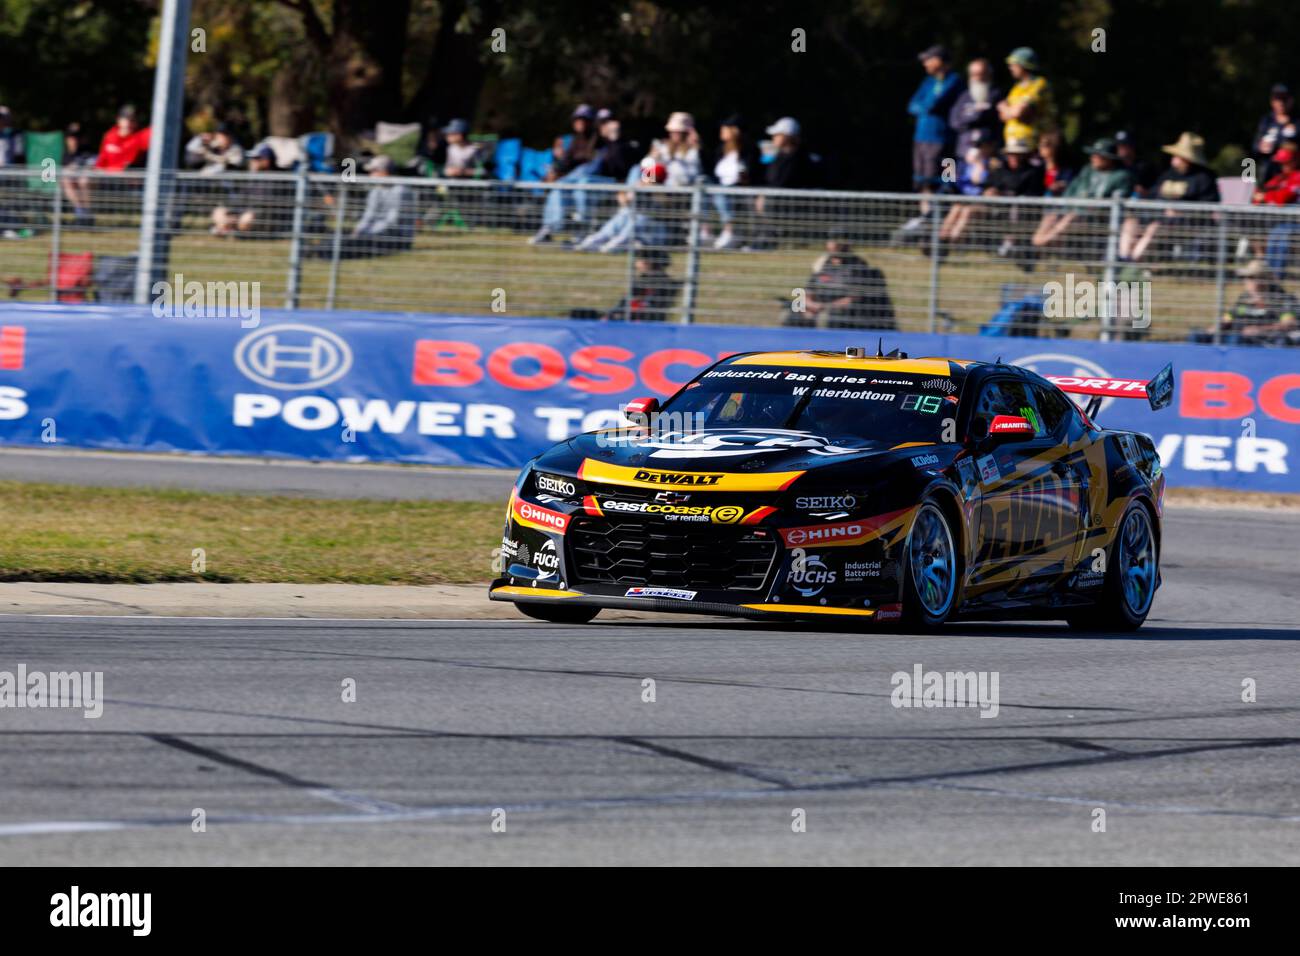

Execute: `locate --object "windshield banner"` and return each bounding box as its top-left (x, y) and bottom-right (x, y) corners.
top-left (1, 304), bottom-right (1297, 492)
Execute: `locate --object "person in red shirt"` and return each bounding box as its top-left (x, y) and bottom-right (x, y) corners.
top-left (1254, 147), bottom-right (1300, 277)
top-left (95, 105), bottom-right (151, 172)
top-left (1253, 147), bottom-right (1300, 204)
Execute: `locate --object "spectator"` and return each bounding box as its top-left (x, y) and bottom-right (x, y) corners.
top-left (591, 109), bottom-right (638, 183)
top-left (763, 117), bottom-right (816, 188)
top-left (1031, 137), bottom-right (1133, 250)
top-left (938, 129), bottom-right (1000, 245)
top-left (645, 111), bottom-right (702, 186)
top-left (210, 143), bottom-right (290, 237)
top-left (59, 122), bottom-right (98, 227)
top-left (752, 116), bottom-right (818, 243)
top-left (307, 155), bottom-right (412, 258)
top-left (784, 228), bottom-right (896, 330)
top-left (1037, 130), bottom-right (1074, 196)
top-left (987, 137), bottom-right (1045, 259)
top-left (529, 104), bottom-right (608, 244)
top-left (603, 249), bottom-right (680, 322)
top-left (573, 158), bottom-right (669, 253)
top-left (414, 119), bottom-right (446, 175)
top-left (949, 58), bottom-right (1004, 156)
top-left (546, 104), bottom-right (601, 182)
top-left (1114, 130), bottom-right (1158, 198)
top-left (1119, 132), bottom-right (1219, 262)
top-left (1251, 146), bottom-right (1300, 275)
top-left (440, 119), bottom-right (482, 178)
top-left (708, 113), bottom-right (760, 249)
top-left (997, 47), bottom-right (1054, 148)
top-left (184, 123), bottom-right (245, 174)
top-left (0, 106), bottom-right (22, 166)
top-left (908, 45), bottom-right (962, 193)
top-left (95, 105), bottom-right (151, 171)
top-left (1191, 260), bottom-right (1299, 344)
top-left (1254, 83), bottom-right (1297, 180)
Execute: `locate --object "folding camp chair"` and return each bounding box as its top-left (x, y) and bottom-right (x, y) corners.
top-left (5, 251), bottom-right (94, 302)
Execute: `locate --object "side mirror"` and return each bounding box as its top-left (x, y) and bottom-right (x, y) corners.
top-left (987, 414), bottom-right (1035, 440)
top-left (622, 396), bottom-right (659, 426)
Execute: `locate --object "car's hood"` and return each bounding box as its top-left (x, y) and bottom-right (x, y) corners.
top-left (560, 427), bottom-right (910, 475)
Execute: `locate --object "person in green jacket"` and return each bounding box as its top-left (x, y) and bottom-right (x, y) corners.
top-left (1032, 136), bottom-right (1134, 250)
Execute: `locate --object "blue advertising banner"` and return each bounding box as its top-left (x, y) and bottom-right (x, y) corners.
top-left (0, 302), bottom-right (1297, 491)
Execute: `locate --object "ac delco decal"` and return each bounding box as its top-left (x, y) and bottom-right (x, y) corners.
top-left (512, 497), bottom-right (571, 534)
top-left (411, 340), bottom-right (734, 396)
top-left (780, 508), bottom-right (914, 548)
top-left (578, 459), bottom-right (804, 492)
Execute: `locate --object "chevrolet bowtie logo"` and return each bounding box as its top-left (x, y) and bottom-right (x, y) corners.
top-left (654, 491), bottom-right (692, 504)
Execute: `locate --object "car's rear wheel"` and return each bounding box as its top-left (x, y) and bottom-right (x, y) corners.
top-left (1067, 501), bottom-right (1158, 632)
top-left (515, 601), bottom-right (600, 624)
top-left (901, 500), bottom-right (959, 630)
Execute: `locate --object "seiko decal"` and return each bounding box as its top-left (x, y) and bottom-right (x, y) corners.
top-left (795, 495), bottom-right (857, 510)
top-left (535, 473), bottom-right (577, 496)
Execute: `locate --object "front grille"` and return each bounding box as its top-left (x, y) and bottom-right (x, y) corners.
top-left (567, 517), bottom-right (777, 591)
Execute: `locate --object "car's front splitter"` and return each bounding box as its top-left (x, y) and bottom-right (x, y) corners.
top-left (488, 581), bottom-right (893, 622)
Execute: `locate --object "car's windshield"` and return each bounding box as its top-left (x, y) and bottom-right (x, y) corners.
top-left (663, 364), bottom-right (962, 446)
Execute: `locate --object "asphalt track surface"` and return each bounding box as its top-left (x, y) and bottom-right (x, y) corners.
top-left (0, 507), bottom-right (1297, 865)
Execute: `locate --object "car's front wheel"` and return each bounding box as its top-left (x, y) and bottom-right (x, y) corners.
top-left (1067, 501), bottom-right (1158, 632)
top-left (900, 500), bottom-right (959, 630)
top-left (515, 601), bottom-right (600, 625)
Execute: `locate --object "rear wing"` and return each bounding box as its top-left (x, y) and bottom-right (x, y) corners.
top-left (1045, 363), bottom-right (1174, 421)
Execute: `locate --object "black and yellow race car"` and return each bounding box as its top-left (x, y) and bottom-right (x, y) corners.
top-left (488, 348), bottom-right (1173, 631)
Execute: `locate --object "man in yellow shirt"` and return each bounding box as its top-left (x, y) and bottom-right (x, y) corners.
top-left (998, 47), bottom-right (1054, 147)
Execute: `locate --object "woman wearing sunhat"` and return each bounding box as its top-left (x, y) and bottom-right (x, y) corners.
top-left (1032, 136), bottom-right (1134, 250)
top-left (1118, 132), bottom-right (1220, 262)
top-left (997, 47), bottom-right (1054, 148)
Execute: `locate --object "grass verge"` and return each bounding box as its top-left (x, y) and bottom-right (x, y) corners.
top-left (0, 482), bottom-right (503, 584)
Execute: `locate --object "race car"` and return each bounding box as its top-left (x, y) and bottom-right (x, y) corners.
top-left (488, 348), bottom-right (1173, 631)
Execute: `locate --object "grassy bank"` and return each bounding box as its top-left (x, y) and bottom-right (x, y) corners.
top-left (0, 482), bottom-right (503, 584)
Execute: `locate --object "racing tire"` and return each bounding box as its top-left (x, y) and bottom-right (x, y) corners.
top-left (515, 601), bottom-right (600, 624)
top-left (900, 499), bottom-right (960, 630)
top-left (1066, 501), bottom-right (1158, 632)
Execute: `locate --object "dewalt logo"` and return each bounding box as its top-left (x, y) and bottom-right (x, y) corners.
top-left (632, 469), bottom-right (724, 486)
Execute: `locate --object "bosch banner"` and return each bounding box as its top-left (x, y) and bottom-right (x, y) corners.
top-left (0, 303), bottom-right (1297, 491)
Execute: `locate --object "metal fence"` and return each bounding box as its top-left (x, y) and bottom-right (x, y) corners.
top-left (3, 166), bottom-right (1299, 343)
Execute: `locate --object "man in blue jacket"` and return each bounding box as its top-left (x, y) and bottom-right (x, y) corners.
top-left (909, 45), bottom-right (963, 192)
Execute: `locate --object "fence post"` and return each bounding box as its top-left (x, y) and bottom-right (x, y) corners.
top-left (1212, 215), bottom-right (1228, 345)
top-left (927, 195), bottom-right (941, 333)
top-left (679, 184), bottom-right (703, 323)
top-left (625, 185), bottom-right (637, 319)
top-left (1099, 198), bottom-right (1123, 342)
top-left (48, 181), bottom-right (62, 303)
top-left (325, 185), bottom-right (348, 311)
top-left (284, 165), bottom-right (309, 310)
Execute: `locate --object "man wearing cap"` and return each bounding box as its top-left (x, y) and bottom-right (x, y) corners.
top-left (997, 47), bottom-right (1054, 148)
top-left (530, 104), bottom-right (608, 244)
top-left (1119, 132), bottom-right (1219, 263)
top-left (1032, 136), bottom-right (1133, 250)
top-left (1251, 145), bottom-right (1300, 276)
top-left (440, 119), bottom-right (482, 178)
top-left (211, 143), bottom-right (291, 238)
top-left (1191, 259), bottom-right (1300, 345)
top-left (908, 45), bottom-right (962, 192)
